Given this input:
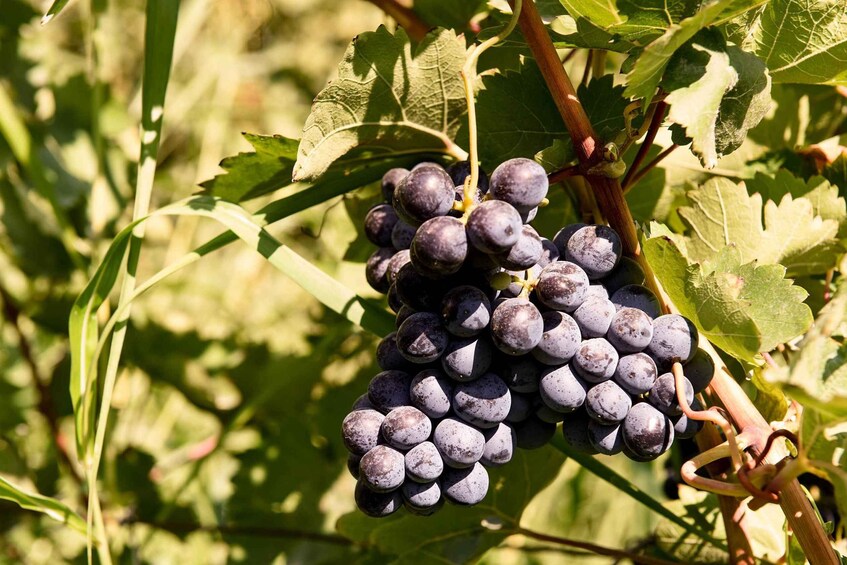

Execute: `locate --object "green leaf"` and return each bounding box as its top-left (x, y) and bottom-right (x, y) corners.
top-left (663, 31), bottom-right (739, 168)
top-left (799, 409), bottom-right (847, 525)
top-left (474, 68), bottom-right (627, 170)
top-left (201, 134), bottom-right (298, 203)
top-left (0, 476), bottom-right (88, 537)
top-left (336, 448), bottom-right (565, 562)
top-left (40, 0), bottom-right (70, 24)
top-left (676, 177), bottom-right (844, 276)
top-left (747, 0), bottom-right (847, 86)
top-left (764, 283), bottom-right (847, 418)
top-left (623, 0), bottom-right (743, 106)
top-left (548, 15), bottom-right (637, 53)
top-left (557, 0), bottom-right (700, 44)
top-left (413, 0), bottom-right (486, 31)
top-left (293, 27), bottom-right (468, 181)
top-left (551, 435), bottom-right (728, 551)
top-left (643, 223), bottom-right (813, 362)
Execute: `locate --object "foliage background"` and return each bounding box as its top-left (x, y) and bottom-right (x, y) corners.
top-left (0, 0), bottom-right (845, 563)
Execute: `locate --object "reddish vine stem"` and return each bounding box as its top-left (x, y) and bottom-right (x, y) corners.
top-left (364, 0), bottom-right (429, 40)
top-left (511, 1), bottom-right (837, 562)
top-left (516, 527), bottom-right (681, 565)
top-left (621, 101), bottom-right (667, 189)
top-left (623, 145), bottom-right (678, 193)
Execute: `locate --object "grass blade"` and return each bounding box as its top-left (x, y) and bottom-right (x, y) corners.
top-left (0, 476), bottom-right (88, 538)
top-left (550, 435), bottom-right (729, 552)
top-left (40, 0), bottom-right (71, 24)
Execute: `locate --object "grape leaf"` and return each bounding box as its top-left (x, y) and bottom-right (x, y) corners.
top-left (474, 67), bottom-right (628, 170)
top-left (413, 0), bottom-right (486, 31)
top-left (336, 447), bottom-right (564, 562)
top-left (644, 223), bottom-right (813, 362)
top-left (764, 283), bottom-right (847, 418)
top-left (622, 0), bottom-right (740, 106)
top-left (201, 134), bottom-right (298, 202)
top-left (557, 0), bottom-right (706, 44)
top-left (293, 27), bottom-right (468, 181)
top-left (676, 177), bottom-right (844, 276)
top-left (549, 15), bottom-right (637, 53)
top-left (799, 409), bottom-right (847, 525)
top-left (745, 0), bottom-right (847, 86)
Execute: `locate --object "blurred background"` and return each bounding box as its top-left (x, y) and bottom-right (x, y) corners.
top-left (0, 0), bottom-right (778, 562)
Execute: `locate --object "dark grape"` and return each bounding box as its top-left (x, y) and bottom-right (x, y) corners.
top-left (402, 480), bottom-right (443, 514)
top-left (496, 225), bottom-right (543, 270)
top-left (355, 482), bottom-right (402, 517)
top-left (376, 332), bottom-right (412, 371)
top-left (532, 311), bottom-right (581, 365)
top-left (342, 409), bottom-right (385, 455)
top-left (394, 263), bottom-right (444, 311)
top-left (505, 392), bottom-right (534, 423)
top-left (388, 285), bottom-right (403, 314)
top-left (347, 453), bottom-right (361, 478)
top-left (481, 423), bottom-right (516, 467)
top-left (364, 204), bottom-right (399, 247)
top-left (381, 406), bottom-right (432, 450)
top-left (366, 247), bottom-right (396, 293)
top-left (386, 249), bottom-right (411, 284)
top-left (352, 394), bottom-right (375, 411)
top-left (410, 216), bottom-right (468, 277)
top-left (585, 380), bottom-right (631, 424)
top-left (647, 315), bottom-right (698, 371)
top-left (441, 337), bottom-right (494, 382)
top-left (683, 349), bottom-right (714, 394)
top-left (396, 312), bottom-right (449, 363)
top-left (447, 160), bottom-right (489, 192)
top-left (381, 168), bottom-right (409, 201)
top-left (391, 220), bottom-right (417, 250)
top-left (614, 352), bottom-right (658, 395)
top-left (539, 364), bottom-right (587, 413)
top-left (601, 256), bottom-right (645, 294)
top-left (534, 261), bottom-right (589, 312)
top-left (573, 297), bottom-right (616, 338)
top-left (359, 445), bottom-right (405, 492)
top-left (588, 421), bottom-right (624, 455)
top-left (610, 284), bottom-right (662, 319)
top-left (552, 223), bottom-right (587, 257)
top-left (606, 307), bottom-right (653, 353)
top-left (519, 207), bottom-right (538, 223)
top-left (368, 370), bottom-right (412, 413)
top-left (565, 225), bottom-right (622, 279)
top-left (514, 416), bottom-right (556, 449)
top-left (442, 463), bottom-right (489, 505)
top-left (441, 285), bottom-right (491, 337)
top-left (466, 200), bottom-right (523, 253)
top-left (561, 411), bottom-right (597, 454)
top-left (489, 158), bottom-right (549, 212)
top-left (622, 402), bottom-right (674, 460)
top-left (572, 338), bottom-right (619, 383)
top-left (498, 356), bottom-right (541, 393)
top-left (536, 404), bottom-right (567, 423)
top-left (649, 372), bottom-right (694, 416)
top-left (538, 238), bottom-right (560, 267)
top-left (584, 284), bottom-right (609, 301)
top-left (395, 305), bottom-right (416, 328)
top-left (433, 417), bottom-right (485, 468)
top-left (452, 372), bottom-right (511, 429)
top-left (490, 298), bottom-right (544, 355)
top-left (393, 166), bottom-right (455, 225)
top-left (405, 441), bottom-right (444, 482)
top-left (673, 399), bottom-right (704, 439)
top-left (410, 369), bottom-right (453, 419)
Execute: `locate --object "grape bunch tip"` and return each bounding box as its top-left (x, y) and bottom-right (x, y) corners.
top-left (348, 159), bottom-right (713, 518)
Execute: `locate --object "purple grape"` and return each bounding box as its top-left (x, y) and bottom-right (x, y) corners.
top-left (391, 220), bottom-right (417, 250)
top-left (498, 356), bottom-right (541, 393)
top-left (505, 392), bottom-right (534, 423)
top-left (588, 421), bottom-right (624, 455)
top-left (442, 463), bottom-right (489, 505)
top-left (410, 216), bottom-right (468, 277)
top-left (496, 225), bottom-right (543, 270)
top-left (405, 441), bottom-right (444, 482)
top-left (573, 297), bottom-right (616, 338)
top-left (402, 480), bottom-right (443, 514)
top-left (441, 285), bottom-right (491, 337)
top-left (396, 312), bottom-right (449, 363)
top-left (538, 238), bottom-right (560, 267)
top-left (490, 298), bottom-right (544, 355)
top-left (393, 165), bottom-right (455, 226)
top-left (409, 369), bottom-right (453, 419)
top-left (466, 200), bottom-right (523, 254)
top-left (585, 380), bottom-right (631, 424)
top-left (606, 307), bottom-right (653, 353)
top-left (534, 261), bottom-right (589, 312)
top-left (368, 370), bottom-right (412, 413)
top-left (647, 314), bottom-right (698, 371)
top-left (441, 337), bottom-right (494, 382)
top-left (532, 310), bottom-right (581, 365)
top-left (376, 332), bottom-right (412, 371)
top-left (355, 481), bottom-right (402, 517)
top-left (433, 417), bottom-right (485, 468)
top-left (561, 411), bottom-right (597, 454)
top-left (386, 249), bottom-right (411, 284)
top-left (572, 338), bottom-right (619, 383)
top-left (452, 372), bottom-right (511, 429)
top-left (359, 445), bottom-right (405, 492)
top-left (614, 352), bottom-right (658, 395)
top-left (552, 223), bottom-right (587, 257)
top-left (539, 364), bottom-right (587, 413)
top-left (489, 158), bottom-right (549, 212)
top-left (565, 225), bottom-right (622, 279)
top-left (366, 247), bottom-right (396, 293)
top-left (514, 415), bottom-right (556, 449)
top-left (381, 406), bottom-right (432, 450)
top-left (622, 402), bottom-right (674, 460)
top-left (610, 284), bottom-right (662, 319)
top-left (342, 409), bottom-right (385, 455)
top-left (364, 204), bottom-right (399, 247)
top-left (684, 349), bottom-right (714, 394)
top-left (381, 168), bottom-right (409, 201)
top-left (601, 256), bottom-right (645, 294)
top-left (649, 372), bottom-right (694, 416)
top-left (481, 423), bottom-right (516, 467)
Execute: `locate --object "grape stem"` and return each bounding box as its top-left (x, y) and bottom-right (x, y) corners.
top-left (621, 101), bottom-right (667, 189)
top-left (512, 1), bottom-right (838, 561)
top-left (459, 0), bottom-right (522, 214)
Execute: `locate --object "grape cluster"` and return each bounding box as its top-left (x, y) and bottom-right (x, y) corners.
top-left (345, 160), bottom-right (715, 518)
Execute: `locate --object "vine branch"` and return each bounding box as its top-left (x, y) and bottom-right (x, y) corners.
top-left (511, 1), bottom-right (838, 563)
top-left (364, 0), bottom-right (430, 41)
